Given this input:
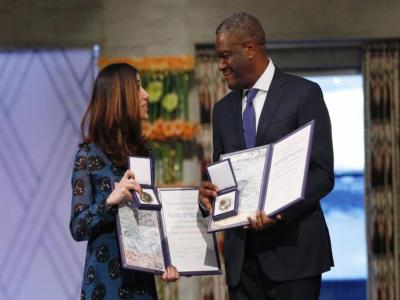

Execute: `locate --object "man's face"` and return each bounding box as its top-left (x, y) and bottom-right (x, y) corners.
top-left (215, 32), bottom-right (252, 90)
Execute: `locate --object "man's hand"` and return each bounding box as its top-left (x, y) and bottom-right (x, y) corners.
top-left (198, 181), bottom-right (218, 212)
top-left (247, 211), bottom-right (282, 231)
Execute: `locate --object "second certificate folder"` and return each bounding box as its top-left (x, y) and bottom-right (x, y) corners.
top-left (208, 120), bottom-right (315, 232)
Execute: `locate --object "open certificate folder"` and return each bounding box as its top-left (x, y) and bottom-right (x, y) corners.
top-left (117, 188), bottom-right (221, 275)
top-left (261, 120), bottom-right (314, 216)
top-left (208, 120), bottom-right (315, 232)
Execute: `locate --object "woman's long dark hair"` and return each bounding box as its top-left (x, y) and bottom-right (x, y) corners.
top-left (80, 63), bottom-right (148, 167)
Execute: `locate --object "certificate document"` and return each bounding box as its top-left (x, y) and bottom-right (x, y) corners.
top-left (117, 188), bottom-right (221, 275)
top-left (262, 121), bottom-right (314, 216)
top-left (159, 188), bottom-right (221, 275)
top-left (207, 120), bottom-right (315, 232)
top-left (208, 145), bottom-right (269, 232)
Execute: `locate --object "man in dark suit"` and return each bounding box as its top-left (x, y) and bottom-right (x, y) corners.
top-left (199, 12), bottom-right (334, 300)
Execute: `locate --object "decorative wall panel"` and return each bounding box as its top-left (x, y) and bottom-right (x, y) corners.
top-left (0, 49), bottom-right (95, 300)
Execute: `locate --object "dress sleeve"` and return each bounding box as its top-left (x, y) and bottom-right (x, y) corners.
top-left (69, 150), bottom-right (117, 241)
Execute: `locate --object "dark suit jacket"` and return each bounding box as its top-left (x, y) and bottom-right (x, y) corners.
top-left (212, 67), bottom-right (334, 286)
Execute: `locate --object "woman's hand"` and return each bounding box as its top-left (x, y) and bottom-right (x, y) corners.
top-left (106, 170), bottom-right (142, 206)
top-left (160, 265), bottom-right (179, 282)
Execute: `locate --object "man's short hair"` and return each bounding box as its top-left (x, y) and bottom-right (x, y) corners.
top-left (216, 12), bottom-right (266, 46)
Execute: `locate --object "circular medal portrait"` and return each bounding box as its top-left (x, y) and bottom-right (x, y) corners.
top-left (139, 192), bottom-right (153, 203)
top-left (218, 197), bottom-right (232, 211)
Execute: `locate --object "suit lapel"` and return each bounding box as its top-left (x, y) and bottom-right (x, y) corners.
top-left (256, 68), bottom-right (285, 145)
top-left (232, 89), bottom-right (246, 149)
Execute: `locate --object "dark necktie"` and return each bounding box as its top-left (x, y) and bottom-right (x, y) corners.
top-left (243, 88), bottom-right (258, 148)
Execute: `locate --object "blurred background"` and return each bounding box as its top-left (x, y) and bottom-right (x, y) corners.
top-left (0, 1), bottom-right (399, 299)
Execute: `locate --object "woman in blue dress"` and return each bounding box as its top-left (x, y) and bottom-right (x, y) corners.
top-left (70, 63), bottom-right (179, 300)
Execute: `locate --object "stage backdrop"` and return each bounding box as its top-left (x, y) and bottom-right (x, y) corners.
top-left (0, 50), bottom-right (207, 300)
top-left (0, 49), bottom-right (96, 300)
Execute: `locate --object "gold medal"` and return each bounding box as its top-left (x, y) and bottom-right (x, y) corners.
top-left (139, 192), bottom-right (153, 203)
top-left (218, 197), bottom-right (232, 211)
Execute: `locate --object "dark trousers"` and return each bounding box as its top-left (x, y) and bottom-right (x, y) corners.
top-left (228, 258), bottom-right (321, 300)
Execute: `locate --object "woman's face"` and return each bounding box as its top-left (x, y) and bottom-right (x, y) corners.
top-left (137, 74), bottom-right (149, 120)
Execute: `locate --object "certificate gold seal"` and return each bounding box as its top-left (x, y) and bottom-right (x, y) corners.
top-left (139, 192), bottom-right (153, 203)
top-left (218, 197), bottom-right (232, 211)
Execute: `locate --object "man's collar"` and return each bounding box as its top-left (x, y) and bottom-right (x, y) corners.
top-left (243, 59), bottom-right (275, 96)
top-left (253, 59), bottom-right (275, 92)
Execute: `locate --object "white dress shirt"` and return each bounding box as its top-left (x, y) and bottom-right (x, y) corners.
top-left (242, 60), bottom-right (275, 132)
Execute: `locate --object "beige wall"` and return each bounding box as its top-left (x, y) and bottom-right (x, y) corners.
top-left (0, 0), bottom-right (104, 48)
top-left (1, 0), bottom-right (399, 55)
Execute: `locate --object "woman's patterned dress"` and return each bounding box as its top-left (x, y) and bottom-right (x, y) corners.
top-left (70, 143), bottom-right (157, 300)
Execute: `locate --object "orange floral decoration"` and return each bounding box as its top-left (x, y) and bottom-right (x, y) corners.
top-left (142, 119), bottom-right (200, 142)
top-left (98, 55), bottom-right (195, 72)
